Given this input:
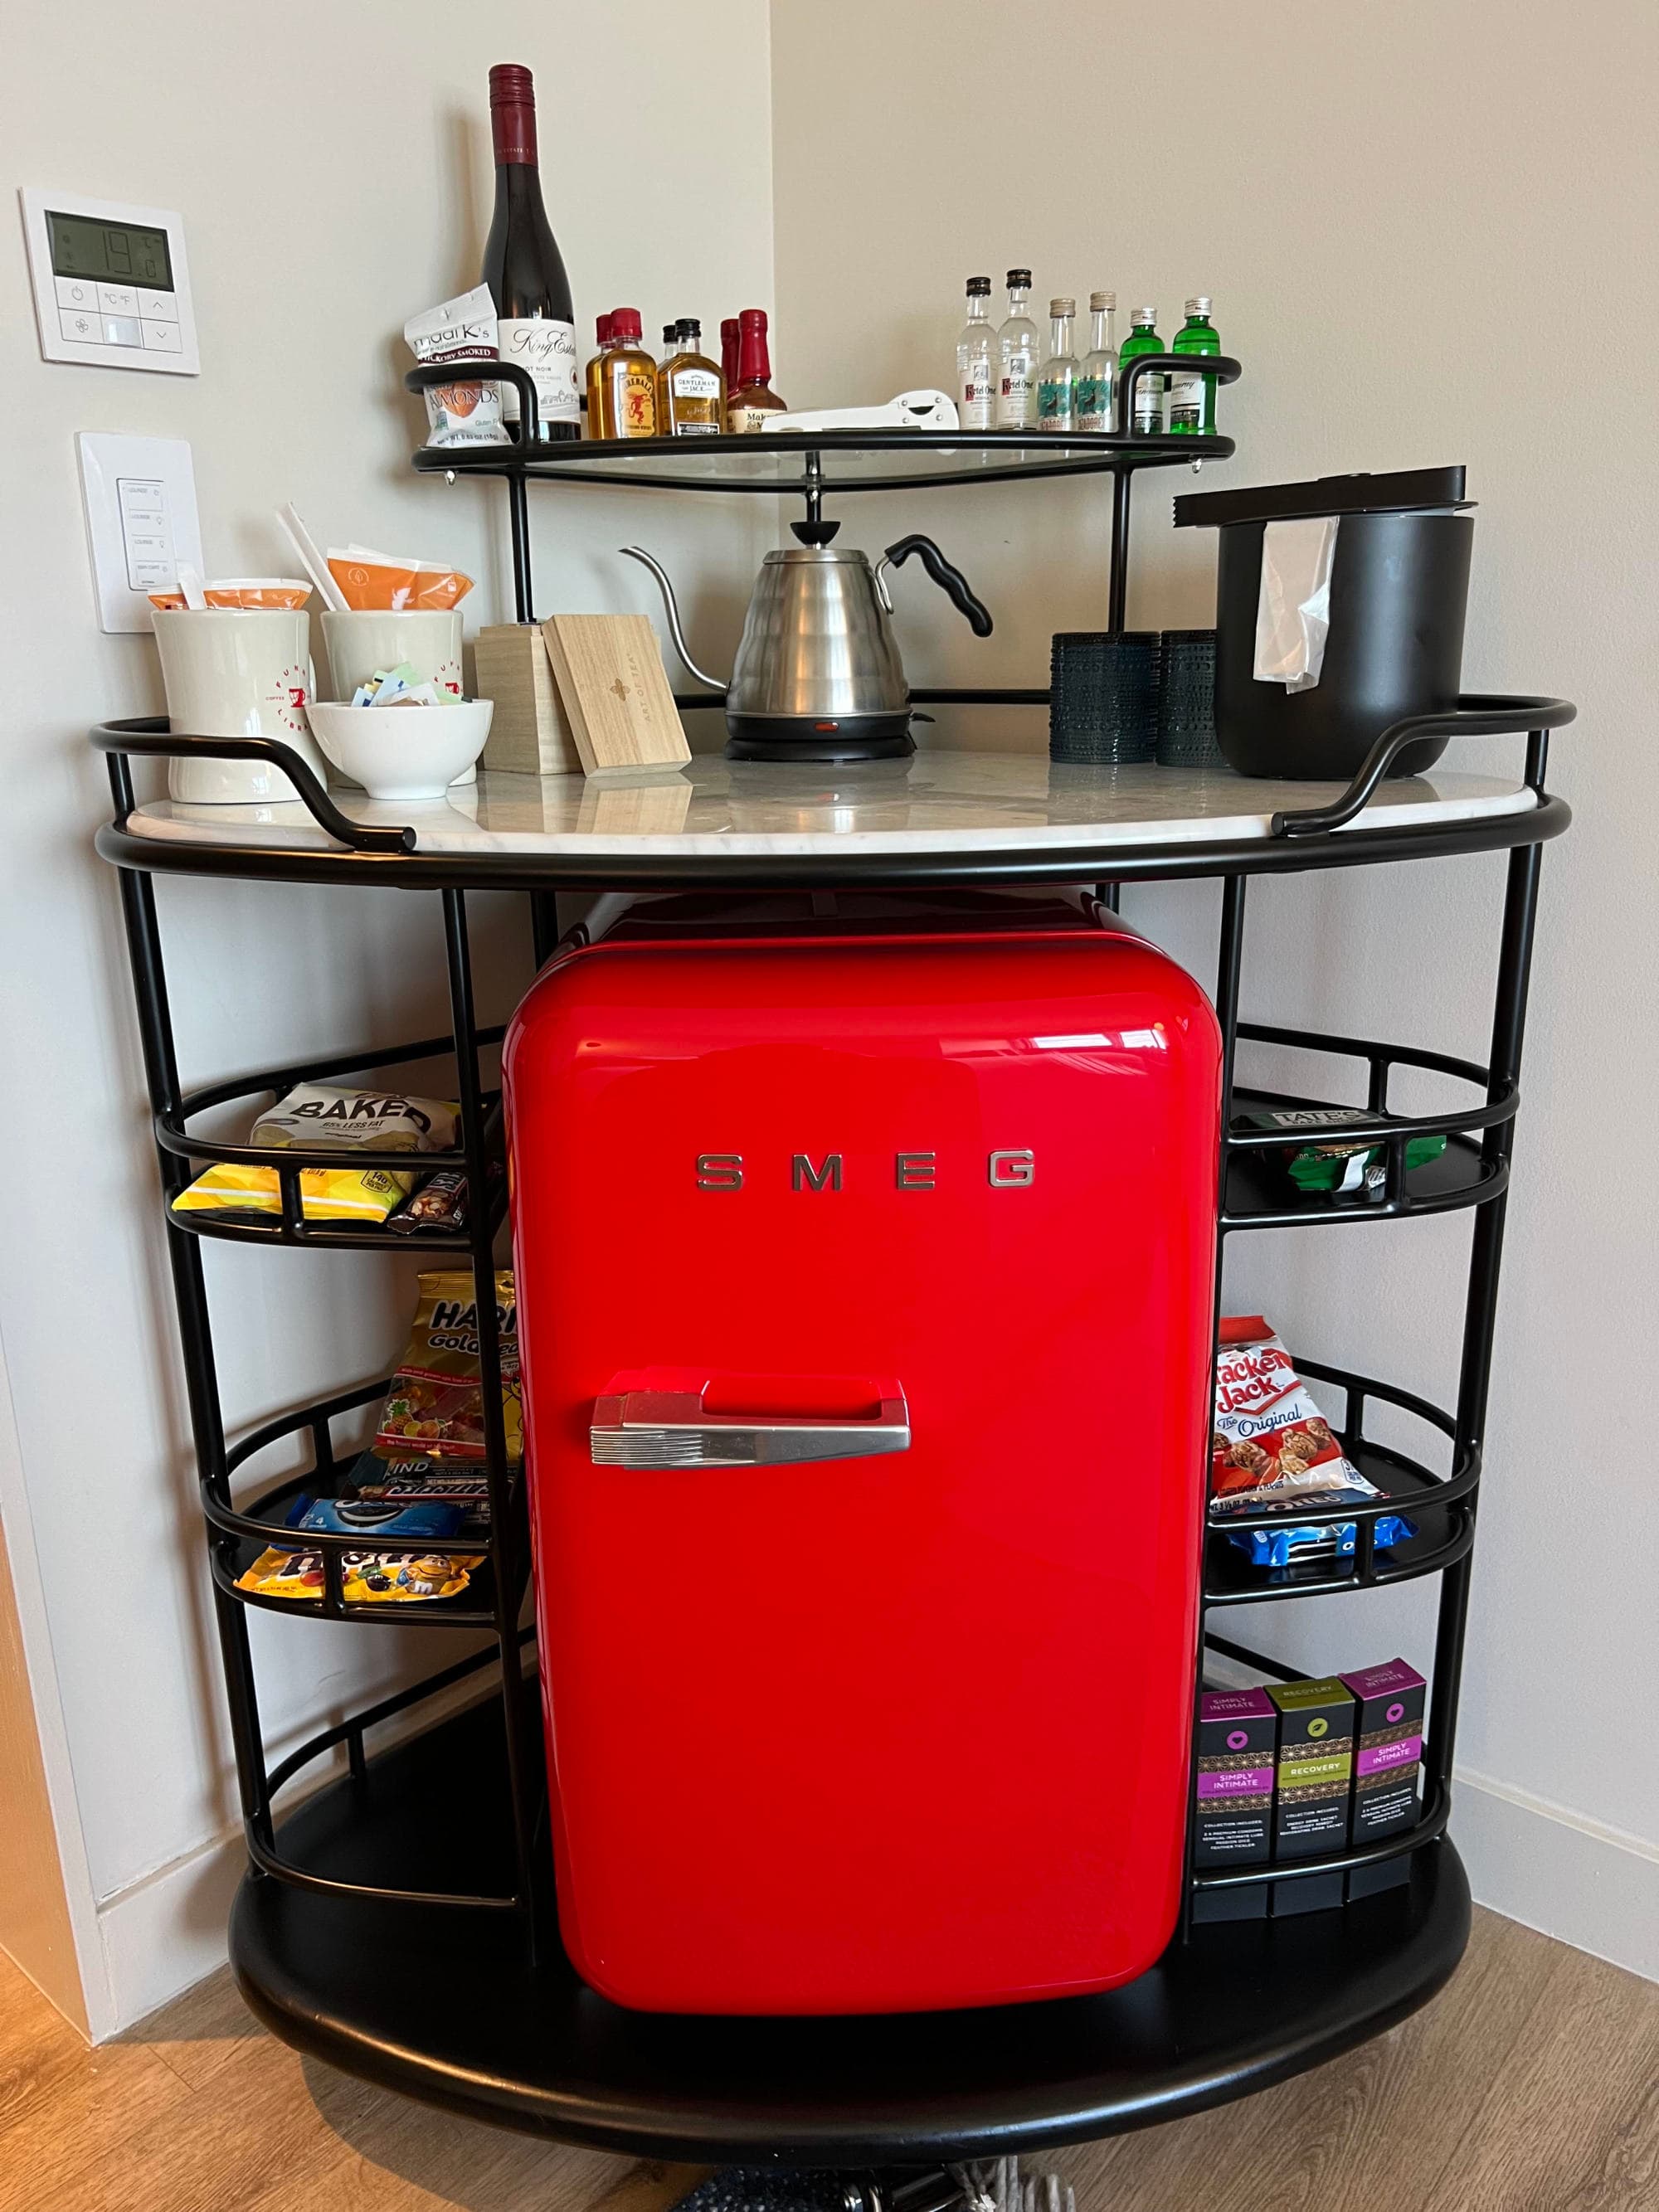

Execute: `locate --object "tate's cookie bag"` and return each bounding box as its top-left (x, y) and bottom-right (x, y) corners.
top-left (375, 1270), bottom-right (521, 1461)
top-left (1234, 1106), bottom-right (1447, 1200)
top-left (173, 1085), bottom-right (459, 1228)
top-left (1211, 1317), bottom-right (1413, 1566)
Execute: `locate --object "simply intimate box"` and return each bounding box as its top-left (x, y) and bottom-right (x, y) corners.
top-left (1192, 1688), bottom-right (1277, 1923)
top-left (1341, 1657), bottom-right (1426, 1898)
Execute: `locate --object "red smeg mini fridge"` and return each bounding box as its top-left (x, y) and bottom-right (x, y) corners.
top-left (504, 890), bottom-right (1221, 2015)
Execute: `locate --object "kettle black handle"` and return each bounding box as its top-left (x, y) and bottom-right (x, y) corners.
top-left (883, 534), bottom-right (994, 637)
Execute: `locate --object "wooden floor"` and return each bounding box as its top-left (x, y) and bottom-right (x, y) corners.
top-left (1, 1908), bottom-right (1654, 2211)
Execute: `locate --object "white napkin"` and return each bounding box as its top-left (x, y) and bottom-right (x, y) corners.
top-left (1254, 516), bottom-right (1339, 692)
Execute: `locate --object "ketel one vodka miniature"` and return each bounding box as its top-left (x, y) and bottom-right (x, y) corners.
top-left (956, 276), bottom-right (997, 432)
top-left (996, 268), bottom-right (1040, 430)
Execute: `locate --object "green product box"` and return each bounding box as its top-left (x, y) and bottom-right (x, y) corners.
top-left (1268, 1676), bottom-right (1356, 1916)
top-left (1238, 1106), bottom-right (1447, 1197)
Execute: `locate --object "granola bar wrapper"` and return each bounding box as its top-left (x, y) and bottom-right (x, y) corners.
top-left (1209, 1315), bottom-right (1382, 1516)
top-left (375, 1270), bottom-right (521, 1461)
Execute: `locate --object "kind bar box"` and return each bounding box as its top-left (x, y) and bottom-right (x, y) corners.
top-left (1192, 1688), bottom-right (1277, 1924)
top-left (1341, 1658), bottom-right (1426, 1898)
top-left (1268, 1676), bottom-right (1355, 1915)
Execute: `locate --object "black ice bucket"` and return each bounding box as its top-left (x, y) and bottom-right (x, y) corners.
top-left (1174, 466), bottom-right (1474, 781)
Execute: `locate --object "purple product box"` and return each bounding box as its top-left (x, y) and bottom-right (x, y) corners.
top-left (1340, 1658), bottom-right (1426, 1899)
top-left (1192, 1688), bottom-right (1277, 1924)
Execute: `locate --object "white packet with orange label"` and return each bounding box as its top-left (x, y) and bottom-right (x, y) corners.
top-left (404, 285), bottom-right (509, 449)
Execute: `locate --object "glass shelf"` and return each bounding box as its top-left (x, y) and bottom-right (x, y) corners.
top-left (411, 425), bottom-right (1236, 496)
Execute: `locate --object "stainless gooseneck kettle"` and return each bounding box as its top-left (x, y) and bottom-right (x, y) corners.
top-left (622, 521), bottom-right (993, 761)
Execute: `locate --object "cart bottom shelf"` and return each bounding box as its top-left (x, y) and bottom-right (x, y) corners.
top-left (229, 1692), bottom-right (1471, 2165)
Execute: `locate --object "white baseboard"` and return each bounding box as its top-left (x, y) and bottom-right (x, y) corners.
top-left (95, 1825), bottom-right (247, 2033)
top-left (1452, 1769), bottom-right (1659, 1985)
top-left (1207, 1647), bottom-right (1657, 1986)
top-left (93, 1688), bottom-right (1658, 2036)
top-left (91, 1667), bottom-right (518, 2036)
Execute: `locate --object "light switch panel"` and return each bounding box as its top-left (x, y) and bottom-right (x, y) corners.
top-left (77, 433), bottom-right (202, 633)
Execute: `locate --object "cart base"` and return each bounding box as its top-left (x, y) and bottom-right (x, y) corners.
top-left (229, 1690), bottom-right (1471, 2165)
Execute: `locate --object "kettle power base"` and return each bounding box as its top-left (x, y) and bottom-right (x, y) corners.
top-left (228, 1688), bottom-right (1471, 2166)
top-left (724, 725), bottom-right (917, 764)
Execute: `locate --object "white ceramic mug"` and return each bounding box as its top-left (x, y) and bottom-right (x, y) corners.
top-left (152, 610), bottom-right (328, 805)
top-left (319, 610), bottom-right (473, 787)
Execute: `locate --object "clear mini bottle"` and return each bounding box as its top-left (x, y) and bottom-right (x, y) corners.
top-left (1077, 291), bottom-right (1117, 433)
top-left (1120, 308), bottom-right (1165, 434)
top-left (1037, 297), bottom-right (1079, 431)
top-left (996, 267), bottom-right (1039, 430)
top-left (956, 276), bottom-right (996, 432)
top-left (1169, 297), bottom-right (1220, 435)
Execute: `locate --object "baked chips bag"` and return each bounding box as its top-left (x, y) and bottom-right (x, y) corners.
top-left (173, 1085), bottom-right (458, 1228)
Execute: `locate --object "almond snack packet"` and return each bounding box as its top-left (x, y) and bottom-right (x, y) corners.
top-left (404, 284), bottom-right (508, 448)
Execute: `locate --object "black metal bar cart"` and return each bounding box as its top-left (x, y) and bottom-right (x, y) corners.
top-left (90, 391), bottom-right (1574, 2174)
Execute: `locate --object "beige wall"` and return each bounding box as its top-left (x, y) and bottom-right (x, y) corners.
top-left (771, 2), bottom-right (1658, 1975)
top-left (4, 0), bottom-right (775, 2035)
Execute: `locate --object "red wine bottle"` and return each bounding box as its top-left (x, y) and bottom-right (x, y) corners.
top-left (482, 64), bottom-right (578, 441)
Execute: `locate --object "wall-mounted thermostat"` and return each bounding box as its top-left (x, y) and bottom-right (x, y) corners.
top-left (20, 188), bottom-right (199, 375)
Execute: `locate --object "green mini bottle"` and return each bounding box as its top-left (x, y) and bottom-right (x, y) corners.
top-left (1169, 296), bottom-right (1219, 435)
top-left (1119, 308), bottom-right (1165, 434)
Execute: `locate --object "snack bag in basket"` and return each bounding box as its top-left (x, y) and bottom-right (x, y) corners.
top-left (1209, 1316), bottom-right (1378, 1515)
top-left (172, 1085), bottom-right (458, 1228)
top-left (375, 1270), bottom-right (521, 1461)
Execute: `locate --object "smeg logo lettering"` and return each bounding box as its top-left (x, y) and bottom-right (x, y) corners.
top-left (694, 1150), bottom-right (1035, 1192)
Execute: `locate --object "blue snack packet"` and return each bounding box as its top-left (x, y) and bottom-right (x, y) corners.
top-left (288, 1493), bottom-right (467, 1540)
top-left (1228, 1513), bottom-right (1417, 1569)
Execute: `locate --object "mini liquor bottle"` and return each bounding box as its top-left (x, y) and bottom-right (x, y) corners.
top-left (1170, 297), bottom-right (1220, 435)
top-left (1077, 291), bottom-right (1117, 433)
top-left (660, 318), bottom-right (725, 436)
top-left (727, 308), bottom-right (787, 433)
top-left (654, 323), bottom-right (681, 427)
top-left (956, 276), bottom-right (996, 432)
top-left (996, 267), bottom-right (1039, 430)
top-left (585, 312), bottom-right (615, 437)
top-left (599, 309), bottom-right (659, 439)
top-left (1121, 308), bottom-right (1165, 434)
top-left (1037, 297), bottom-right (1079, 431)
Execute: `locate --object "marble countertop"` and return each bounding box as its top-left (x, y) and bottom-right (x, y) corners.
top-left (123, 751), bottom-right (1537, 860)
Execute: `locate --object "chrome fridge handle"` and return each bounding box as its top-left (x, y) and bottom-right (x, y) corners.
top-left (591, 1385), bottom-right (910, 1468)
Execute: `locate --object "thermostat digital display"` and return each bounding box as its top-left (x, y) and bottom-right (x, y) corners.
top-left (46, 209), bottom-right (173, 291)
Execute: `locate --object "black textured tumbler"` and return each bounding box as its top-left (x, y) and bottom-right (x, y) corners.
top-left (1050, 633), bottom-right (1162, 765)
top-left (1155, 628), bottom-right (1227, 770)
